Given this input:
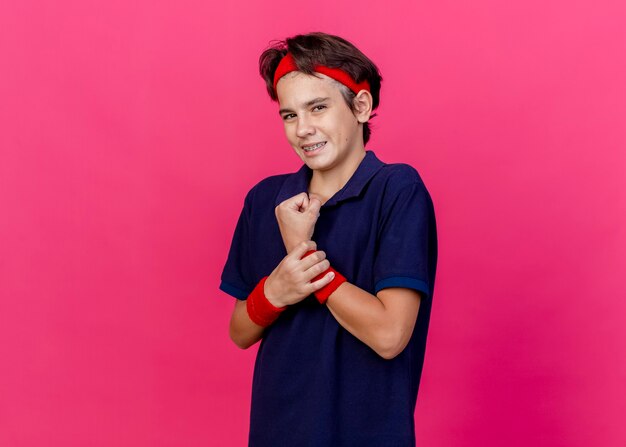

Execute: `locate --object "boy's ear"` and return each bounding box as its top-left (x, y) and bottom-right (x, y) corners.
top-left (353, 90), bottom-right (373, 123)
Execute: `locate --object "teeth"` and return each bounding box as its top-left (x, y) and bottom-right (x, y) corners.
top-left (304, 142), bottom-right (325, 151)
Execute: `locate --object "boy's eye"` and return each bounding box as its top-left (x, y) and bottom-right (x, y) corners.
top-left (282, 105), bottom-right (326, 121)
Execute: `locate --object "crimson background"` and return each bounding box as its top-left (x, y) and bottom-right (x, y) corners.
top-left (1, 1), bottom-right (624, 446)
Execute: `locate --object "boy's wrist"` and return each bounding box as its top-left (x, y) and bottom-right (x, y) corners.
top-left (263, 277), bottom-right (285, 308)
top-left (246, 276), bottom-right (287, 327)
top-left (286, 239), bottom-right (307, 255)
top-left (301, 249), bottom-right (347, 305)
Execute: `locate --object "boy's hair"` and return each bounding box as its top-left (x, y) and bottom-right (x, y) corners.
top-left (259, 32), bottom-right (383, 146)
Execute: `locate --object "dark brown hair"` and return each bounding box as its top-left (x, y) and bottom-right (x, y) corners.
top-left (259, 32), bottom-right (383, 146)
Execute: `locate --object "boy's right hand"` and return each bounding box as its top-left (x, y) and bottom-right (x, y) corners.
top-left (275, 192), bottom-right (322, 254)
top-left (264, 240), bottom-right (335, 307)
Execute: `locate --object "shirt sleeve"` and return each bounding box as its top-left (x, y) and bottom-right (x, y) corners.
top-left (219, 189), bottom-right (256, 300)
top-left (373, 181), bottom-right (434, 299)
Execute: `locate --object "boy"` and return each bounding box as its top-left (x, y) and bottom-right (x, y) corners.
top-left (219, 32), bottom-right (438, 446)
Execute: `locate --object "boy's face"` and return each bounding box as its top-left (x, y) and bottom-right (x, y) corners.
top-left (276, 72), bottom-right (364, 170)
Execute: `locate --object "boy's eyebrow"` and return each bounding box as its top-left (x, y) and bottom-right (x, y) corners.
top-left (278, 97), bottom-right (331, 115)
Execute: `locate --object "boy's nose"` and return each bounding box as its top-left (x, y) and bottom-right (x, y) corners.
top-left (296, 117), bottom-right (315, 137)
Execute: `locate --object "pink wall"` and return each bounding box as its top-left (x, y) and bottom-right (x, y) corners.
top-left (1, 1), bottom-right (624, 446)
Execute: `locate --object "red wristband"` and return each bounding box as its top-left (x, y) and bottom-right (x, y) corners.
top-left (302, 249), bottom-right (347, 305)
top-left (246, 276), bottom-right (286, 327)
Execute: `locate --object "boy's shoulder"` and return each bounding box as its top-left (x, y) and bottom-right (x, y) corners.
top-left (376, 160), bottom-right (428, 200)
top-left (379, 161), bottom-right (424, 184)
top-left (253, 173), bottom-right (292, 191)
top-left (243, 173), bottom-right (292, 210)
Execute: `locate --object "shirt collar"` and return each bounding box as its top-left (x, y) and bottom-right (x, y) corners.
top-left (274, 150), bottom-right (386, 208)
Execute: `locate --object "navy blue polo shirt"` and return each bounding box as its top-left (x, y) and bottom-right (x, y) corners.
top-left (219, 149), bottom-right (438, 447)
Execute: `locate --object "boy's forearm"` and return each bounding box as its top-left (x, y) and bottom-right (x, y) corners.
top-left (283, 235), bottom-right (396, 358)
top-left (229, 299), bottom-right (265, 349)
top-left (228, 267), bottom-right (394, 357)
top-left (279, 237), bottom-right (393, 357)
top-left (325, 282), bottom-right (396, 359)
top-left (231, 236), bottom-right (391, 354)
top-left (229, 244), bottom-right (294, 348)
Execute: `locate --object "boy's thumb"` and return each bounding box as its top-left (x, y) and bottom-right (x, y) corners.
top-left (307, 195), bottom-right (322, 215)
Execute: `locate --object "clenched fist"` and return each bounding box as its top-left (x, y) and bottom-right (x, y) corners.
top-left (275, 192), bottom-right (323, 254)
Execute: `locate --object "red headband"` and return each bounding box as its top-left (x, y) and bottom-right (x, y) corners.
top-left (273, 52), bottom-right (371, 95)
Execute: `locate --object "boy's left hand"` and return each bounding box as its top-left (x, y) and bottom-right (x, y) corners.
top-left (275, 193), bottom-right (322, 254)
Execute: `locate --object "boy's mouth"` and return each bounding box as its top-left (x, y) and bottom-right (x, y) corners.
top-left (302, 141), bottom-right (327, 152)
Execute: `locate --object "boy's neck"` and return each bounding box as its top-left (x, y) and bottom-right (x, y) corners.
top-left (308, 148), bottom-right (367, 205)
